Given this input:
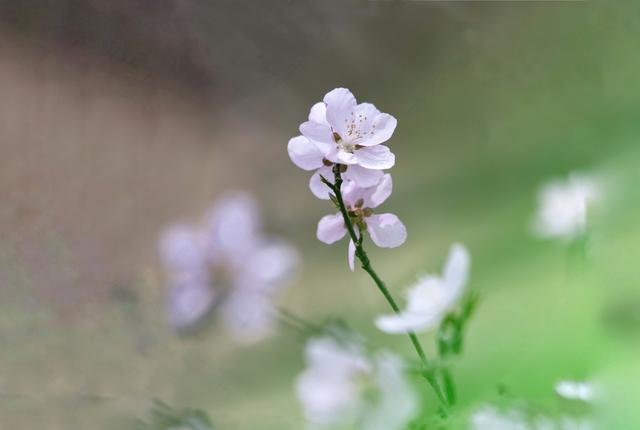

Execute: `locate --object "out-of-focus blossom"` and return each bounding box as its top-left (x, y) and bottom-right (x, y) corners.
top-left (555, 380), bottom-right (596, 402)
top-left (315, 174), bottom-right (406, 270)
top-left (470, 406), bottom-right (529, 430)
top-left (532, 173), bottom-right (602, 241)
top-left (295, 336), bottom-right (417, 430)
top-left (471, 404), bottom-right (598, 430)
top-left (375, 244), bottom-right (470, 334)
top-left (158, 193), bottom-right (298, 341)
top-left (557, 417), bottom-right (596, 430)
top-left (288, 88), bottom-right (396, 196)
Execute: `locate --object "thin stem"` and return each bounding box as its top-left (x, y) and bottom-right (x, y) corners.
top-left (324, 164), bottom-right (449, 409)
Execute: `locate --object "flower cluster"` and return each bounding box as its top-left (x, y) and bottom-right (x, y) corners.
top-left (158, 193), bottom-right (298, 341)
top-left (375, 243), bottom-right (471, 334)
top-left (288, 88), bottom-right (406, 266)
top-left (295, 336), bottom-right (417, 430)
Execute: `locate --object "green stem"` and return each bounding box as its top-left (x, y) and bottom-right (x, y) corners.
top-left (324, 164), bottom-right (449, 409)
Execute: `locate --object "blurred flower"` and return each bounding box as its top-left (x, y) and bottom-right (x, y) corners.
top-left (470, 406), bottom-right (529, 430)
top-left (288, 88), bottom-right (396, 197)
top-left (557, 416), bottom-right (596, 430)
top-left (316, 174), bottom-right (407, 270)
top-left (532, 173), bottom-right (602, 241)
top-left (158, 193), bottom-right (298, 341)
top-left (555, 380), bottom-right (596, 402)
top-left (375, 244), bottom-right (470, 334)
top-left (471, 405), bottom-right (597, 430)
top-left (295, 336), bottom-right (417, 430)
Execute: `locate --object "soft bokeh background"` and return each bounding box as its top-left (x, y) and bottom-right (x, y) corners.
top-left (1, 1), bottom-right (639, 428)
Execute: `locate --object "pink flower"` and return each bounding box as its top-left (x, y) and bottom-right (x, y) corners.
top-left (288, 88), bottom-right (397, 198)
top-left (316, 174), bottom-right (407, 271)
top-left (158, 193), bottom-right (298, 341)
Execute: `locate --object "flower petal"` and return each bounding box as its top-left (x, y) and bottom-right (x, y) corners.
top-left (222, 290), bottom-right (275, 342)
top-left (300, 121), bottom-right (334, 144)
top-left (366, 174), bottom-right (393, 208)
top-left (159, 224), bottom-right (207, 273)
top-left (442, 243), bottom-right (470, 304)
top-left (367, 213), bottom-right (407, 248)
top-left (343, 164), bottom-right (384, 188)
top-left (324, 88), bottom-right (357, 138)
top-left (360, 113), bottom-right (397, 146)
top-left (165, 280), bottom-right (217, 332)
top-left (244, 240), bottom-right (299, 291)
top-left (309, 166), bottom-right (335, 200)
top-left (317, 213), bottom-right (347, 244)
top-left (348, 239), bottom-right (356, 272)
top-left (375, 312), bottom-right (436, 334)
top-left (308, 102), bottom-right (329, 125)
top-left (288, 135), bottom-right (326, 171)
top-left (354, 145), bottom-right (395, 170)
top-left (205, 193), bottom-right (261, 264)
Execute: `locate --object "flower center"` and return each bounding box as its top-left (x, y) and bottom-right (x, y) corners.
top-left (348, 199), bottom-right (374, 229)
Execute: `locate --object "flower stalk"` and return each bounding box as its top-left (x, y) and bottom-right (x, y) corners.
top-left (321, 164), bottom-right (449, 409)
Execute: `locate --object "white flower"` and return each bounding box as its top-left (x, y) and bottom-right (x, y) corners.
top-left (471, 406), bottom-right (597, 430)
top-left (295, 337), bottom-right (417, 430)
top-left (470, 406), bottom-right (529, 430)
top-left (375, 244), bottom-right (470, 334)
top-left (315, 174), bottom-right (407, 270)
top-left (555, 380), bottom-right (596, 402)
top-left (158, 193), bottom-right (298, 341)
top-left (288, 88), bottom-right (397, 196)
top-left (532, 173), bottom-right (601, 241)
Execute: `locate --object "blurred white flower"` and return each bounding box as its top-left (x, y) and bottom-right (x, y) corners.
top-left (557, 416), bottom-right (596, 430)
top-left (315, 174), bottom-right (407, 270)
top-left (471, 405), bottom-right (597, 430)
top-left (555, 380), bottom-right (596, 402)
top-left (532, 173), bottom-right (602, 241)
top-left (375, 244), bottom-right (470, 334)
top-left (288, 88), bottom-right (396, 197)
top-left (295, 336), bottom-right (417, 430)
top-left (470, 406), bottom-right (529, 430)
top-left (158, 192), bottom-right (299, 341)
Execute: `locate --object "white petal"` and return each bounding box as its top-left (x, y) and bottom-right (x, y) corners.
top-left (366, 174), bottom-right (393, 208)
top-left (205, 193), bottom-right (261, 264)
top-left (158, 224), bottom-right (207, 273)
top-left (360, 113), bottom-right (397, 146)
top-left (317, 213), bottom-right (347, 244)
top-left (300, 121), bottom-right (334, 144)
top-left (442, 243), bottom-right (470, 304)
top-left (555, 380), bottom-right (595, 402)
top-left (165, 280), bottom-right (217, 332)
top-left (361, 353), bottom-right (417, 430)
top-left (244, 240), bottom-right (299, 291)
top-left (287, 135), bottom-right (327, 171)
top-left (375, 275), bottom-right (447, 334)
top-left (367, 214), bottom-right (407, 248)
top-left (309, 166), bottom-right (335, 200)
top-left (296, 337), bottom-right (369, 426)
top-left (343, 164), bottom-right (384, 188)
top-left (341, 179), bottom-right (367, 208)
top-left (354, 145), bottom-right (395, 170)
top-left (324, 88), bottom-right (357, 137)
top-left (323, 145), bottom-right (341, 164)
top-left (308, 102), bottom-right (329, 125)
top-left (375, 312), bottom-right (436, 334)
top-left (222, 290), bottom-right (275, 342)
top-left (348, 239), bottom-right (356, 272)
top-left (336, 149), bottom-right (358, 165)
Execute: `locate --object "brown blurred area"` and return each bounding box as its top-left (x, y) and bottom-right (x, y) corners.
top-left (0, 1), bottom-right (480, 319)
